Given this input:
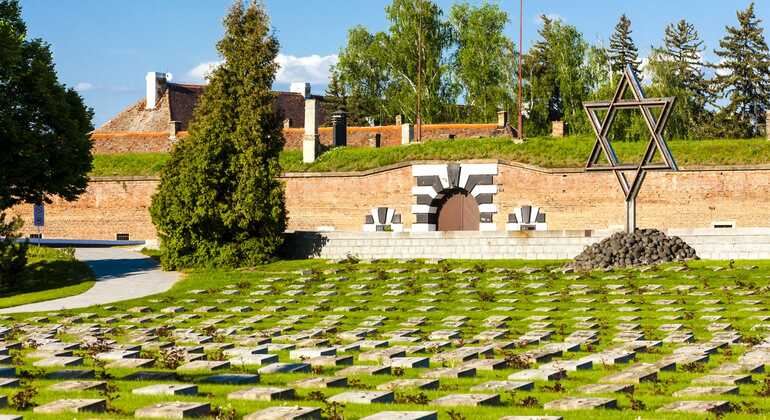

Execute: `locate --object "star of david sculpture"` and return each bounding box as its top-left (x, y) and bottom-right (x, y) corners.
top-left (583, 64), bottom-right (677, 233)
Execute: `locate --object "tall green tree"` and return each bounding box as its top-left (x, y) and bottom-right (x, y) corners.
top-left (647, 20), bottom-right (712, 139)
top-left (1, 0), bottom-right (92, 285)
top-left (150, 0), bottom-right (286, 269)
top-left (608, 14), bottom-right (642, 75)
top-left (713, 2), bottom-right (770, 138)
top-left (0, 0), bottom-right (93, 210)
top-left (382, 0), bottom-right (456, 123)
top-left (449, 1), bottom-right (513, 122)
top-left (334, 26), bottom-right (389, 125)
top-left (525, 16), bottom-right (589, 136)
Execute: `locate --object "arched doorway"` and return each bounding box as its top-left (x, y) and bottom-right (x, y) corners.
top-left (436, 189), bottom-right (480, 231)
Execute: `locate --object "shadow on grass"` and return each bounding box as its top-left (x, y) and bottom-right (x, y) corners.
top-left (0, 259), bottom-right (93, 298)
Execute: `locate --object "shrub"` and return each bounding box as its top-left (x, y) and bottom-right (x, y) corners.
top-left (0, 214), bottom-right (28, 292)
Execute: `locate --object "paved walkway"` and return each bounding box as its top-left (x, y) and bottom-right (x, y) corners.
top-left (0, 247), bottom-right (180, 314)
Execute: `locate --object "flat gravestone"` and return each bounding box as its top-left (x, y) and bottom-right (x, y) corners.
top-left (243, 406), bottom-right (321, 420)
top-left (106, 358), bottom-right (154, 369)
top-left (508, 369), bottom-right (566, 381)
top-left (328, 391), bottom-right (394, 404)
top-left (227, 387), bottom-right (295, 401)
top-left (657, 400), bottom-right (730, 414)
top-left (360, 412), bottom-right (437, 420)
top-left (600, 370), bottom-right (657, 384)
top-left (0, 415), bottom-right (21, 420)
top-left (421, 367), bottom-right (475, 379)
top-left (431, 393), bottom-right (500, 406)
top-left (470, 381), bottom-right (534, 392)
top-left (576, 383), bottom-right (633, 394)
top-left (202, 373), bottom-right (259, 384)
top-left (33, 356), bottom-right (83, 367)
top-left (258, 363), bottom-right (311, 374)
top-left (133, 384), bottom-right (198, 396)
top-left (388, 357), bottom-right (429, 368)
top-left (337, 365), bottom-right (390, 376)
top-left (49, 380), bottom-right (106, 391)
top-left (673, 386), bottom-right (739, 396)
top-left (0, 378), bottom-right (18, 388)
top-left (45, 369), bottom-right (95, 380)
top-left (176, 360), bottom-right (229, 372)
top-left (292, 376), bottom-right (347, 389)
top-left (33, 399), bottom-right (106, 414)
top-left (543, 397), bottom-right (617, 410)
top-left (229, 354), bottom-right (279, 366)
top-left (377, 379), bottom-right (439, 391)
top-left (692, 374), bottom-right (753, 385)
top-left (135, 401), bottom-right (211, 418)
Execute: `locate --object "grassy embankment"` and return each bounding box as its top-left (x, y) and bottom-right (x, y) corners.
top-left (0, 246), bottom-right (94, 308)
top-left (89, 136), bottom-right (770, 177)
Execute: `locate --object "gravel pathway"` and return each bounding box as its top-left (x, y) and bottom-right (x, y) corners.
top-left (0, 247), bottom-right (180, 314)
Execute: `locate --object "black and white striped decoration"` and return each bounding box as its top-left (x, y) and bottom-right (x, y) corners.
top-left (363, 207), bottom-right (404, 232)
top-left (506, 205), bottom-right (548, 231)
top-left (411, 163), bottom-right (498, 232)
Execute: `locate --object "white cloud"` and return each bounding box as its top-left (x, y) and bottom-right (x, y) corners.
top-left (74, 82), bottom-right (94, 92)
top-left (186, 53), bottom-right (339, 86)
top-left (187, 60), bottom-right (224, 83)
top-left (276, 53), bottom-right (338, 85)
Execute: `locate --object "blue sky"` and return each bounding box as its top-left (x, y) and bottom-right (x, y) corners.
top-left (19, 0), bottom-right (769, 127)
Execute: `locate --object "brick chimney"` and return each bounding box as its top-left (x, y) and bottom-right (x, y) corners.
top-left (145, 72), bottom-right (172, 110)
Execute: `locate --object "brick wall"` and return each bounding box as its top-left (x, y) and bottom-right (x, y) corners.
top-left (92, 124), bottom-right (504, 154)
top-left (11, 162), bottom-right (770, 241)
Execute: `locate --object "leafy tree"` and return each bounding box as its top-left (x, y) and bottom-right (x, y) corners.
top-left (323, 68), bottom-right (347, 125)
top-left (0, 0), bottom-right (93, 210)
top-left (449, 1), bottom-right (514, 122)
top-left (382, 0), bottom-right (457, 124)
top-left (713, 2), bottom-right (770, 138)
top-left (525, 16), bottom-right (589, 136)
top-left (150, 0), bottom-right (286, 269)
top-left (0, 0), bottom-right (92, 284)
top-left (608, 14), bottom-right (642, 76)
top-left (335, 26), bottom-right (389, 125)
top-left (647, 20), bottom-right (712, 139)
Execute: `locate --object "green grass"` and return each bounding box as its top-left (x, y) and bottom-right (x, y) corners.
top-left (90, 153), bottom-right (170, 177)
top-left (90, 136), bottom-right (770, 177)
top-left (0, 246), bottom-right (95, 308)
top-left (3, 258), bottom-right (770, 418)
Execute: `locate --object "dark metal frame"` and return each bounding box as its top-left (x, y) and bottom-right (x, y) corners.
top-left (582, 65), bottom-right (678, 233)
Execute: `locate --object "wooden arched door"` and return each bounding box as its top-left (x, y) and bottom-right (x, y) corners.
top-left (436, 190), bottom-right (480, 231)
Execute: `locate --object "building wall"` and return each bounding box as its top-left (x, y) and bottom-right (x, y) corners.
top-left (91, 124), bottom-right (503, 154)
top-left (11, 162), bottom-right (770, 241)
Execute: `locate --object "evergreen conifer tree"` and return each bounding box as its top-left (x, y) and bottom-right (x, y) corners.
top-left (608, 14), bottom-right (642, 75)
top-left (324, 68), bottom-right (348, 124)
top-left (714, 2), bottom-right (770, 137)
top-left (647, 19), bottom-right (712, 138)
top-left (150, 1), bottom-right (286, 269)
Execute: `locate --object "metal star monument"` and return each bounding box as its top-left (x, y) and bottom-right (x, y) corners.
top-left (583, 64), bottom-right (678, 233)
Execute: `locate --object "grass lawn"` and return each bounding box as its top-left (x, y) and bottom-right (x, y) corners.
top-left (89, 136), bottom-right (770, 177)
top-left (0, 247), bottom-right (95, 309)
top-left (2, 257), bottom-right (770, 418)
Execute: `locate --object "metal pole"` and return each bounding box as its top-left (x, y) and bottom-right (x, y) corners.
top-left (517, 0), bottom-right (523, 140)
top-left (416, 0), bottom-right (422, 142)
top-left (626, 199), bottom-right (636, 233)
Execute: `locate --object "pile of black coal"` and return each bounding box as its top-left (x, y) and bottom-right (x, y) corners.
top-left (568, 229), bottom-right (698, 271)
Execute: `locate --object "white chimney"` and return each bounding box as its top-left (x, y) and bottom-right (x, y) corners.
top-left (145, 72), bottom-right (172, 110)
top-left (290, 82), bottom-right (311, 99)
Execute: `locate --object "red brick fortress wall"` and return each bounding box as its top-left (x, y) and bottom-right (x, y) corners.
top-left (12, 162), bottom-right (770, 241)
